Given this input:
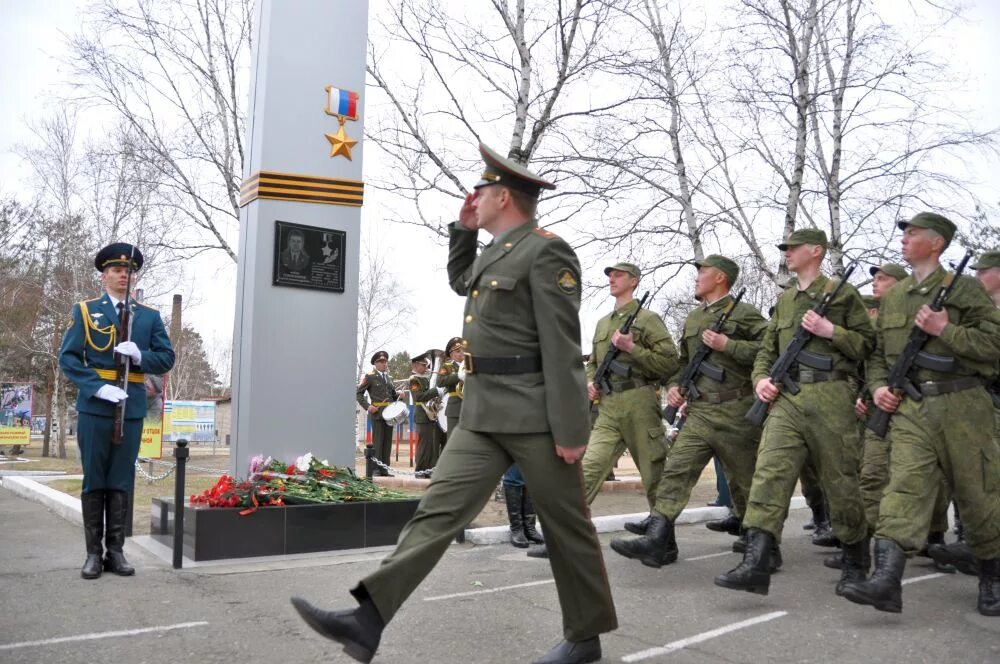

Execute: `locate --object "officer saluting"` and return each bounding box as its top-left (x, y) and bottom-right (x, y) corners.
top-left (59, 243), bottom-right (175, 579)
top-left (291, 144), bottom-right (617, 664)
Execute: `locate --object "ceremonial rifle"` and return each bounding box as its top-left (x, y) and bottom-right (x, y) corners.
top-left (112, 245), bottom-right (136, 444)
top-left (866, 250), bottom-right (974, 438)
top-left (745, 261), bottom-right (858, 427)
top-left (663, 288), bottom-right (746, 424)
top-left (593, 291), bottom-right (650, 397)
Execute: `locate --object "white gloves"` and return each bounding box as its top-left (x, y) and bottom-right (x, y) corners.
top-left (96, 385), bottom-right (129, 403)
top-left (437, 386), bottom-right (447, 397)
top-left (457, 365), bottom-right (467, 382)
top-left (114, 341), bottom-right (142, 364)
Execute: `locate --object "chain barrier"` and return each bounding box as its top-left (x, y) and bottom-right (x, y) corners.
top-left (368, 455), bottom-right (436, 478)
top-left (134, 457), bottom-right (228, 482)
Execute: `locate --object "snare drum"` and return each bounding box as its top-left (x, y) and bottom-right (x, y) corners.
top-left (381, 401), bottom-right (408, 427)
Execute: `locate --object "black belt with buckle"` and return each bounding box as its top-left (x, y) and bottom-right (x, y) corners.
top-left (918, 376), bottom-right (982, 397)
top-left (464, 353), bottom-right (542, 375)
top-left (698, 386), bottom-right (753, 404)
top-left (796, 369), bottom-right (849, 384)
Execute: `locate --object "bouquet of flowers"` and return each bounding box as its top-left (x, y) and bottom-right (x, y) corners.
top-left (190, 453), bottom-right (408, 515)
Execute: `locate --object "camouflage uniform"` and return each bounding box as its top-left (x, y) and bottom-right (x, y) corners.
top-left (870, 267), bottom-right (1000, 558)
top-left (582, 291), bottom-right (679, 509)
top-left (743, 274), bottom-right (874, 545)
top-left (653, 293), bottom-right (767, 522)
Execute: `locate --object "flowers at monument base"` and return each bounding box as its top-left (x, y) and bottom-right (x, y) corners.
top-left (190, 454), bottom-right (407, 515)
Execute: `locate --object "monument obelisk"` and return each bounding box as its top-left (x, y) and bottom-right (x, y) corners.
top-left (230, 0), bottom-right (369, 475)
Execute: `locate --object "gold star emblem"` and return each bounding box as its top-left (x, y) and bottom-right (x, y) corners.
top-left (325, 121), bottom-right (358, 160)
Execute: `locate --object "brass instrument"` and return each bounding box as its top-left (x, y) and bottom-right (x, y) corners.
top-left (420, 349), bottom-right (446, 421)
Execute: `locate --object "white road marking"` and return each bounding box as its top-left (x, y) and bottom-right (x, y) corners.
top-left (902, 573), bottom-right (946, 585)
top-left (424, 579), bottom-right (555, 601)
top-left (684, 551), bottom-right (732, 562)
top-left (0, 621), bottom-right (209, 651)
top-left (621, 611), bottom-right (787, 662)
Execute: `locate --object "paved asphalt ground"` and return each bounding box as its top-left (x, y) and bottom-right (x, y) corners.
top-left (2, 486), bottom-right (998, 664)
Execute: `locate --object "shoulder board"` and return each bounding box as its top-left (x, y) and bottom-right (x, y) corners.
top-left (533, 228), bottom-right (558, 240)
top-left (81, 297), bottom-right (101, 306)
top-left (438, 366), bottom-right (449, 376)
top-left (134, 302), bottom-right (157, 311)
top-left (367, 370), bottom-right (376, 375)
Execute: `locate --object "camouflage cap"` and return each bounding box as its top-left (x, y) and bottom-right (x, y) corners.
top-left (869, 263), bottom-right (908, 281)
top-left (971, 250), bottom-right (1000, 270)
top-left (474, 143), bottom-right (555, 198)
top-left (897, 212), bottom-right (956, 245)
top-left (777, 228), bottom-right (828, 250)
top-left (604, 262), bottom-right (641, 280)
top-left (370, 350), bottom-right (389, 364)
top-left (694, 254), bottom-right (740, 284)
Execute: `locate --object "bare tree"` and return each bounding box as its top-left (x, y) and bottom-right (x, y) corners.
top-left (65, 0), bottom-right (253, 262)
top-left (355, 243), bottom-right (415, 381)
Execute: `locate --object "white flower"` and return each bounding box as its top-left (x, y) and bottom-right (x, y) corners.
top-left (294, 452), bottom-right (315, 472)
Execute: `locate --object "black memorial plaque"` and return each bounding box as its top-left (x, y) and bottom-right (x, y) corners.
top-left (273, 220), bottom-right (346, 293)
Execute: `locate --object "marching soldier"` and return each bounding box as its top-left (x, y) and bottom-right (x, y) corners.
top-left (436, 336), bottom-right (466, 440)
top-left (610, 255), bottom-right (768, 568)
top-left (59, 243), bottom-right (175, 579)
top-left (408, 352), bottom-right (443, 475)
top-left (715, 229), bottom-right (874, 597)
top-left (292, 144), bottom-right (617, 664)
top-left (840, 213), bottom-right (1000, 616)
top-left (356, 351), bottom-right (398, 476)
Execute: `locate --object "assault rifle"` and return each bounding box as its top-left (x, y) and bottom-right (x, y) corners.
top-left (866, 250), bottom-right (974, 438)
top-left (112, 245), bottom-right (137, 444)
top-left (593, 291), bottom-right (650, 397)
top-left (745, 261), bottom-right (858, 427)
top-left (663, 288), bottom-right (746, 424)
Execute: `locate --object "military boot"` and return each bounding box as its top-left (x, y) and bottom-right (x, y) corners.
top-left (928, 541), bottom-right (979, 576)
top-left (609, 514), bottom-right (678, 568)
top-left (522, 487), bottom-right (544, 544)
top-left (80, 490), bottom-right (105, 580)
top-left (840, 538), bottom-right (905, 613)
top-left (624, 514), bottom-right (652, 535)
top-left (503, 484), bottom-right (529, 548)
top-left (811, 507), bottom-right (839, 547)
top-left (770, 543), bottom-right (783, 573)
top-left (921, 531), bottom-right (955, 573)
top-left (714, 528), bottom-right (773, 595)
top-left (836, 537), bottom-right (871, 596)
top-left (706, 508), bottom-right (741, 536)
top-left (103, 490), bottom-right (135, 576)
top-left (526, 544), bottom-right (549, 559)
top-left (732, 528), bottom-right (748, 554)
top-left (291, 594), bottom-right (385, 663)
top-left (824, 550), bottom-right (846, 570)
top-left (977, 558), bottom-right (1000, 617)
top-left (533, 636), bottom-right (601, 664)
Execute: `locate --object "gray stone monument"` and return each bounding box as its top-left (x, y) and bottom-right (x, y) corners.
top-left (231, 0), bottom-right (369, 475)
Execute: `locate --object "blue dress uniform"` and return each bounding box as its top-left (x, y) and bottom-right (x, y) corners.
top-left (59, 243), bottom-right (175, 579)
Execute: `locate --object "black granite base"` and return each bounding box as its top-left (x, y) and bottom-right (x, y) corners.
top-left (150, 497), bottom-right (419, 561)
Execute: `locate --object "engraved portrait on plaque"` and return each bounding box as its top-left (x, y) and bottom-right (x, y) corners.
top-left (273, 220), bottom-right (345, 293)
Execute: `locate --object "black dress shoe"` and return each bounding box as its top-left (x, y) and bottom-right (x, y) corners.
top-left (290, 596), bottom-right (384, 663)
top-left (533, 637), bottom-right (601, 664)
top-left (527, 544), bottom-right (549, 559)
top-left (81, 553), bottom-right (103, 580)
top-left (104, 551), bottom-right (135, 576)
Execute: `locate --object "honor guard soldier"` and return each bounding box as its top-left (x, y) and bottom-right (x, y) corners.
top-left (59, 243), bottom-right (175, 579)
top-left (436, 336), bottom-right (466, 440)
top-left (292, 144), bottom-right (617, 664)
top-left (610, 255), bottom-right (769, 568)
top-left (356, 351), bottom-right (399, 476)
top-left (716, 229), bottom-right (874, 597)
top-left (408, 352), bottom-right (444, 475)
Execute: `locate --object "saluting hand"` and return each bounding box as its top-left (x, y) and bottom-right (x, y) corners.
top-left (458, 192), bottom-right (479, 231)
top-left (701, 329), bottom-right (728, 351)
top-left (611, 330), bottom-right (635, 353)
top-left (754, 377), bottom-right (780, 403)
top-left (555, 444), bottom-right (586, 464)
top-left (915, 305), bottom-right (948, 336)
top-left (800, 311), bottom-right (835, 339)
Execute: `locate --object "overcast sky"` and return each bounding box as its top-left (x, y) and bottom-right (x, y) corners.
top-left (1, 0), bottom-right (998, 376)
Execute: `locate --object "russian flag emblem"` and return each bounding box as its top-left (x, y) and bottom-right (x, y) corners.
top-left (325, 85), bottom-right (359, 120)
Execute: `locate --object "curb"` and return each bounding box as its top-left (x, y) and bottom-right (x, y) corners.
top-left (374, 475), bottom-right (647, 493)
top-left (1, 474), bottom-right (806, 547)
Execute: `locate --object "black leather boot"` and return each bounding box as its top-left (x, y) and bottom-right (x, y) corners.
top-left (824, 550), bottom-right (845, 570)
top-left (836, 537), bottom-right (871, 596)
top-left (921, 531), bottom-right (956, 572)
top-left (610, 514), bottom-right (678, 568)
top-left (103, 490), bottom-right (135, 576)
top-left (533, 636), bottom-right (601, 664)
top-left (978, 558), bottom-right (1000, 616)
top-left (81, 490), bottom-right (105, 580)
top-left (732, 528), bottom-right (748, 554)
top-left (522, 487), bottom-right (544, 544)
top-left (714, 528), bottom-right (773, 595)
top-left (954, 503), bottom-right (965, 543)
top-left (928, 540), bottom-right (979, 576)
top-left (291, 593), bottom-right (385, 663)
top-left (706, 509), bottom-right (741, 536)
top-left (840, 538), bottom-right (905, 613)
top-left (503, 484), bottom-right (529, 548)
top-left (811, 519), bottom-right (839, 547)
top-left (770, 543), bottom-right (783, 573)
top-left (526, 544), bottom-right (549, 558)
top-left (624, 514), bottom-right (652, 535)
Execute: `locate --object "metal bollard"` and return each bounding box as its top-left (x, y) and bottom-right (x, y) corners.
top-left (364, 445), bottom-right (375, 480)
top-left (172, 439), bottom-right (189, 569)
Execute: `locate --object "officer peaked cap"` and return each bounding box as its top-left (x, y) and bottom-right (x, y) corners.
top-left (474, 143), bottom-right (555, 198)
top-left (95, 243), bottom-right (143, 272)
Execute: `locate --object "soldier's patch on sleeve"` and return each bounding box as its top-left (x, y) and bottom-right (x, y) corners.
top-left (556, 268), bottom-right (579, 295)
